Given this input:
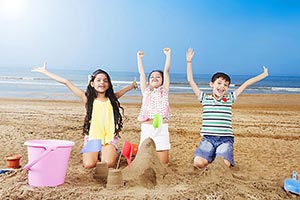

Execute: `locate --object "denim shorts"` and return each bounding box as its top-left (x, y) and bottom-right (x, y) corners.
top-left (194, 135), bottom-right (234, 166)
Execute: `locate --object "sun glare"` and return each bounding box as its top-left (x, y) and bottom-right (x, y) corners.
top-left (0, 0), bottom-right (29, 20)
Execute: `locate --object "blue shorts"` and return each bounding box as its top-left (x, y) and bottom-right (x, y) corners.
top-left (80, 135), bottom-right (118, 154)
top-left (194, 135), bottom-right (234, 166)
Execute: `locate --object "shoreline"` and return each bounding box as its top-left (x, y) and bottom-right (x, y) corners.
top-left (1, 94), bottom-right (299, 112)
top-left (1, 93), bottom-right (299, 104)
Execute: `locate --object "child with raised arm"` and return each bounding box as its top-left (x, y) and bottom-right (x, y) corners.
top-left (186, 48), bottom-right (268, 168)
top-left (32, 63), bottom-right (137, 169)
top-left (137, 48), bottom-right (171, 164)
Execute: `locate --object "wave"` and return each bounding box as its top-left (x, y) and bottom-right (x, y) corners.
top-left (271, 87), bottom-right (300, 92)
top-left (1, 75), bottom-right (299, 94)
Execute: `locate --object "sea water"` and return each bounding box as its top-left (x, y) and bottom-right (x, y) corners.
top-left (0, 67), bottom-right (299, 101)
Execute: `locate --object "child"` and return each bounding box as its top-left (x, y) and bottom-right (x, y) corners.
top-left (137, 48), bottom-right (171, 164)
top-left (186, 48), bottom-right (268, 168)
top-left (32, 63), bottom-right (137, 169)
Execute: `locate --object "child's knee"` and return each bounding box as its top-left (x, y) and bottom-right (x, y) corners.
top-left (193, 156), bottom-right (208, 168)
top-left (103, 159), bottom-right (115, 168)
top-left (83, 160), bottom-right (97, 169)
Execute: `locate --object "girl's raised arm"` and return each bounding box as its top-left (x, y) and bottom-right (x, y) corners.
top-left (32, 62), bottom-right (87, 102)
top-left (114, 78), bottom-right (138, 99)
top-left (163, 48), bottom-right (171, 91)
top-left (137, 51), bottom-right (147, 92)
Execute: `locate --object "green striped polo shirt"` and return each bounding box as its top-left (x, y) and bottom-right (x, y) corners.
top-left (198, 91), bottom-right (237, 137)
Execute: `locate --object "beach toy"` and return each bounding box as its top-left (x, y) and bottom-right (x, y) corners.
top-left (131, 143), bottom-right (138, 156)
top-left (5, 154), bottom-right (22, 169)
top-left (284, 171), bottom-right (300, 195)
top-left (24, 139), bottom-right (74, 187)
top-left (122, 141), bottom-right (132, 166)
top-left (116, 141), bottom-right (132, 169)
top-left (80, 139), bottom-right (102, 153)
top-left (153, 114), bottom-right (163, 129)
top-left (0, 169), bottom-right (11, 174)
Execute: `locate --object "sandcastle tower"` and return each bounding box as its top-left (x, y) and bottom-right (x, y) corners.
top-left (122, 138), bottom-right (167, 189)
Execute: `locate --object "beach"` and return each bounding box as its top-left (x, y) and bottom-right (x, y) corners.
top-left (0, 94), bottom-right (300, 199)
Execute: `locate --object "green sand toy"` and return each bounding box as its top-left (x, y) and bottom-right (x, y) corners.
top-left (153, 114), bottom-right (163, 128)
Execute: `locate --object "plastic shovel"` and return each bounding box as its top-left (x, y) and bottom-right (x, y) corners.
top-left (153, 114), bottom-right (163, 129)
top-left (0, 169), bottom-right (11, 174)
top-left (122, 141), bottom-right (132, 166)
top-left (116, 141), bottom-right (132, 169)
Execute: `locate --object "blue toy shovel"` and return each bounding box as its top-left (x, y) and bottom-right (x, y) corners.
top-left (284, 171), bottom-right (300, 195)
top-left (0, 169), bottom-right (11, 174)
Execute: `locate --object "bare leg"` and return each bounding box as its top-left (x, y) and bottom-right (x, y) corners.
top-left (157, 150), bottom-right (169, 164)
top-left (82, 152), bottom-right (99, 169)
top-left (223, 159), bottom-right (231, 167)
top-left (101, 144), bottom-right (117, 168)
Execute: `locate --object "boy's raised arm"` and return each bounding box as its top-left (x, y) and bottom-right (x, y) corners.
top-left (32, 62), bottom-right (86, 102)
top-left (235, 66), bottom-right (269, 97)
top-left (186, 48), bottom-right (201, 97)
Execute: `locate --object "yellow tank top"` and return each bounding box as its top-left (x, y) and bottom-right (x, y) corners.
top-left (88, 99), bottom-right (115, 145)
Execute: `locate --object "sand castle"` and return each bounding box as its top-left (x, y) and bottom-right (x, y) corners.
top-left (122, 138), bottom-right (167, 189)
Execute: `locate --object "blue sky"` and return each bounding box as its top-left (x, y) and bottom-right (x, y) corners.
top-left (0, 0), bottom-right (299, 76)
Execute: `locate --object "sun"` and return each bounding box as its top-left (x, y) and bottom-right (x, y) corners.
top-left (0, 0), bottom-right (29, 20)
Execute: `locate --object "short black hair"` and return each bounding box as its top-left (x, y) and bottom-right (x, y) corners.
top-left (211, 72), bottom-right (231, 85)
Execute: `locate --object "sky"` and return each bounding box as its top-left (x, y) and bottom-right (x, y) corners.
top-left (0, 0), bottom-right (299, 76)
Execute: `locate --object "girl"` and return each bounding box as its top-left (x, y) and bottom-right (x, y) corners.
top-left (137, 48), bottom-right (171, 164)
top-left (32, 63), bottom-right (137, 169)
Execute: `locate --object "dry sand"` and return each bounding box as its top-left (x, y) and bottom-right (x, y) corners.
top-left (0, 94), bottom-right (299, 199)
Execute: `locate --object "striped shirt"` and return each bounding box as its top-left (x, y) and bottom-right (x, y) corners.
top-left (198, 91), bottom-right (237, 137)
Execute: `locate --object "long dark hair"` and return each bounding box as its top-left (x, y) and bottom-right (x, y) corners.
top-left (83, 69), bottom-right (124, 138)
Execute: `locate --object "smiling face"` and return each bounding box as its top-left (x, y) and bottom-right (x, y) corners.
top-left (210, 77), bottom-right (230, 99)
top-left (90, 73), bottom-right (110, 94)
top-left (148, 71), bottom-right (163, 88)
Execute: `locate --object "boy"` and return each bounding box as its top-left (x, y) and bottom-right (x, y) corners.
top-left (186, 48), bottom-right (268, 168)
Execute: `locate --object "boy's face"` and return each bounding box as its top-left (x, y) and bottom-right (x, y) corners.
top-left (210, 77), bottom-right (230, 98)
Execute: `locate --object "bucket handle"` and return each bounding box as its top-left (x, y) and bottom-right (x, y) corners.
top-left (24, 146), bottom-right (56, 170)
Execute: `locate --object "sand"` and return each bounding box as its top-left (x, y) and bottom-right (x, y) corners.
top-left (0, 94), bottom-right (299, 199)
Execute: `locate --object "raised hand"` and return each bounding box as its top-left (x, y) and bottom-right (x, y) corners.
top-left (137, 51), bottom-right (144, 59)
top-left (32, 62), bottom-right (47, 73)
top-left (163, 48), bottom-right (171, 56)
top-left (186, 48), bottom-right (194, 62)
top-left (132, 77), bottom-right (138, 89)
top-left (262, 66), bottom-right (269, 77)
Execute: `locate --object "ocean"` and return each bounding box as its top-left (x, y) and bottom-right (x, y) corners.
top-left (0, 67), bottom-right (299, 101)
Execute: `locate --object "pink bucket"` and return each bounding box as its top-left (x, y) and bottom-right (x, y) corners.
top-left (24, 140), bottom-right (75, 187)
